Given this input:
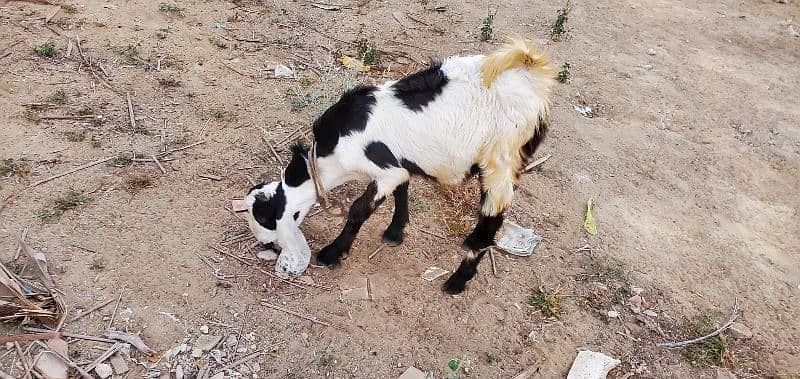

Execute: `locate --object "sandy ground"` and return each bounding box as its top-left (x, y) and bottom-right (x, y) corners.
top-left (0, 0), bottom-right (798, 378)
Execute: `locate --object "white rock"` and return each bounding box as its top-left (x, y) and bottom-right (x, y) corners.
top-left (226, 334), bottom-right (238, 346)
top-left (175, 365), bottom-right (184, 379)
top-left (643, 310), bottom-right (658, 317)
top-left (607, 310), bottom-right (619, 318)
top-left (647, 49), bottom-right (656, 55)
top-left (729, 322), bottom-right (753, 339)
top-left (237, 347), bottom-right (248, 354)
top-left (191, 347), bottom-right (203, 358)
top-left (95, 363), bottom-right (114, 379)
top-left (199, 325), bottom-right (209, 334)
top-left (567, 350), bottom-right (621, 379)
top-left (274, 64), bottom-right (294, 78)
top-left (119, 308), bottom-right (133, 322)
top-left (4, 342), bottom-right (13, 350)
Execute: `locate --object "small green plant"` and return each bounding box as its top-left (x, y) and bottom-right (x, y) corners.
top-left (90, 116), bottom-right (105, 127)
top-left (23, 109), bottom-right (40, 124)
top-left (110, 152), bottom-right (134, 167)
top-left (35, 41), bottom-right (56, 58)
top-left (408, 195), bottom-right (429, 213)
top-left (550, 2), bottom-right (572, 39)
top-left (557, 62), bottom-right (571, 83)
top-left (105, 40), bottom-right (149, 69)
top-left (4, 260), bottom-right (24, 275)
top-left (483, 351), bottom-right (497, 364)
top-left (63, 129), bottom-right (87, 142)
top-left (159, 3), bottom-right (182, 15)
top-left (356, 39), bottom-right (378, 65)
top-left (446, 356), bottom-right (471, 379)
top-left (683, 311), bottom-right (731, 366)
top-left (48, 89), bottom-right (68, 104)
top-left (89, 258), bottom-right (105, 271)
top-left (206, 108), bottom-right (232, 120)
top-left (480, 12), bottom-right (495, 41)
top-left (0, 158), bottom-right (31, 178)
top-left (318, 350), bottom-right (336, 366)
top-left (38, 187), bottom-right (90, 221)
top-left (528, 286), bottom-right (562, 318)
top-left (158, 77), bottom-right (180, 87)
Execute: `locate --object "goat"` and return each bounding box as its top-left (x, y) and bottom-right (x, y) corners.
top-left (245, 39), bottom-right (556, 294)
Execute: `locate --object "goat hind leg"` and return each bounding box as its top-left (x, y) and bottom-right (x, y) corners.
top-left (381, 181), bottom-right (409, 246)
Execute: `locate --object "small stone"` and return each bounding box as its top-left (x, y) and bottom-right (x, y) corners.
top-left (607, 310), bottom-right (619, 318)
top-left (191, 348), bottom-right (203, 358)
top-left (628, 295), bottom-right (649, 314)
top-left (245, 332), bottom-right (256, 342)
top-left (175, 365), bottom-right (184, 379)
top-left (4, 342), bottom-right (13, 350)
top-left (641, 64), bottom-right (653, 70)
top-left (119, 308), bottom-right (133, 322)
top-left (210, 349), bottom-right (226, 364)
top-left (729, 322), bottom-right (753, 339)
top-left (643, 309), bottom-right (658, 317)
top-left (647, 49), bottom-right (656, 55)
top-left (196, 335), bottom-right (222, 352)
top-left (109, 353), bottom-right (129, 374)
top-left (274, 64), bottom-right (294, 78)
top-left (251, 362), bottom-right (260, 372)
top-left (95, 363), bottom-right (113, 379)
top-left (239, 364), bottom-right (252, 375)
top-left (226, 334), bottom-right (238, 347)
top-left (237, 347), bottom-right (248, 354)
top-left (199, 325), bottom-right (209, 334)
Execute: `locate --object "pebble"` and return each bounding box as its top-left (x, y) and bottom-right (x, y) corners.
top-left (274, 64), bottom-right (294, 78)
top-left (199, 325), bottom-right (209, 334)
top-left (196, 335), bottom-right (222, 352)
top-left (647, 49), bottom-right (656, 55)
top-left (643, 309), bottom-right (658, 317)
top-left (175, 365), bottom-right (184, 379)
top-left (95, 363), bottom-right (113, 379)
top-left (4, 342), bottom-right (13, 350)
top-left (729, 322), bottom-right (753, 339)
top-left (119, 308), bottom-right (133, 322)
top-left (607, 310), bottom-right (620, 318)
top-left (226, 334), bottom-right (238, 347)
top-left (257, 250), bottom-right (278, 261)
top-left (237, 347), bottom-right (248, 354)
top-left (191, 347), bottom-right (203, 358)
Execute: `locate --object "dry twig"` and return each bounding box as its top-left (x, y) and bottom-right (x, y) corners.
top-left (261, 301), bottom-right (336, 328)
top-left (657, 298), bottom-right (741, 349)
top-left (68, 298), bottom-right (114, 323)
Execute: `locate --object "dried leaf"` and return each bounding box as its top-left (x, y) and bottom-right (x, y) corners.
top-left (340, 55), bottom-right (370, 72)
top-left (584, 198), bottom-right (598, 235)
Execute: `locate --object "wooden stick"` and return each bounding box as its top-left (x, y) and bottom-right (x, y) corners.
top-left (107, 294), bottom-right (122, 329)
top-left (68, 298), bottom-right (114, 323)
top-left (524, 154), bottom-right (552, 172)
top-left (126, 91), bottom-right (136, 131)
top-left (368, 244), bottom-right (386, 260)
top-left (0, 332), bottom-right (61, 344)
top-left (261, 301), bottom-right (335, 328)
top-left (39, 115), bottom-right (98, 120)
top-left (158, 140), bottom-right (205, 157)
top-left (657, 298), bottom-right (740, 349)
top-left (22, 327), bottom-right (115, 344)
top-left (415, 226), bottom-right (447, 239)
top-left (262, 137), bottom-right (283, 165)
top-left (489, 247), bottom-right (498, 277)
top-left (13, 228), bottom-right (28, 261)
top-left (13, 341), bottom-right (32, 379)
top-left (211, 342), bottom-right (285, 377)
top-left (30, 155), bottom-right (117, 187)
top-left (83, 343), bottom-right (120, 372)
top-left (150, 154), bottom-right (166, 174)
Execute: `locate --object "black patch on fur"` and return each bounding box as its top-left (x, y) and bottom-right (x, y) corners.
top-left (252, 184), bottom-right (286, 230)
top-left (521, 121), bottom-right (549, 161)
top-left (316, 182), bottom-right (384, 267)
top-left (284, 143), bottom-right (311, 187)
top-left (382, 182), bottom-right (409, 246)
top-left (442, 250), bottom-right (487, 294)
top-left (364, 142), bottom-right (399, 169)
top-left (293, 211), bottom-right (300, 220)
top-left (470, 164), bottom-right (481, 176)
top-left (247, 182), bottom-right (265, 194)
top-left (392, 63), bottom-right (449, 111)
top-left (313, 85), bottom-right (378, 157)
top-left (400, 159), bottom-right (433, 179)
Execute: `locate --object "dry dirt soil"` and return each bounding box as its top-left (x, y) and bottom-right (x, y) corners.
top-left (1, 0), bottom-right (799, 378)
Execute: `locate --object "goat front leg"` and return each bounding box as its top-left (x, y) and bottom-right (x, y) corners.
top-left (443, 167), bottom-right (513, 294)
top-left (316, 182), bottom-right (384, 267)
top-left (381, 181), bottom-right (409, 246)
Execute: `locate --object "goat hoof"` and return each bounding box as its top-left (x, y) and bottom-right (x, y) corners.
top-left (461, 235), bottom-right (492, 252)
top-left (315, 246), bottom-right (342, 268)
top-left (381, 229), bottom-right (404, 247)
top-left (441, 275), bottom-right (467, 294)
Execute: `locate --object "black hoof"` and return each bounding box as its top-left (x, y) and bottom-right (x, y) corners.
top-left (315, 245), bottom-right (343, 268)
top-left (381, 229), bottom-right (404, 247)
top-left (462, 234), bottom-right (492, 252)
top-left (442, 274), bottom-right (467, 294)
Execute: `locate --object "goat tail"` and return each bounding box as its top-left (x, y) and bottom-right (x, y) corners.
top-left (480, 38), bottom-right (555, 88)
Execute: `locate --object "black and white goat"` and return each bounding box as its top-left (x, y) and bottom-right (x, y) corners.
top-left (246, 39), bottom-right (555, 294)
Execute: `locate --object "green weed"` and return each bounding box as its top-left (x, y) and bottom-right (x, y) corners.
top-left (38, 187), bottom-right (90, 221)
top-left (557, 62), bottom-right (571, 83)
top-left (551, 2), bottom-right (572, 39)
top-left (356, 39), bottom-right (378, 65)
top-left (528, 286), bottom-right (562, 318)
top-left (35, 41), bottom-right (56, 58)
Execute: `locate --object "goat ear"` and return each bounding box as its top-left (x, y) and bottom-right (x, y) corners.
top-left (275, 218), bottom-right (311, 278)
